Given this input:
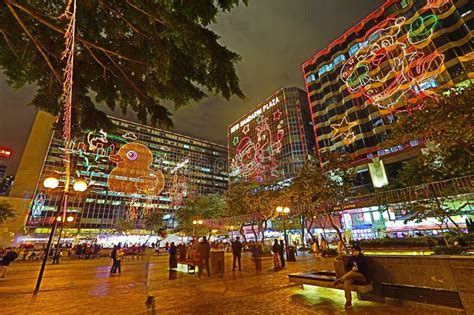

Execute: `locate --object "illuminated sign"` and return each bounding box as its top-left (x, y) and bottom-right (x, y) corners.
top-left (0, 148), bottom-right (12, 158)
top-left (230, 97), bottom-right (281, 134)
top-left (32, 193), bottom-right (46, 218)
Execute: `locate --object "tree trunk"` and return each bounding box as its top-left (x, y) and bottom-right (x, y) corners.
top-left (324, 208), bottom-right (349, 253)
top-left (306, 217), bottom-right (315, 240)
top-left (300, 214), bottom-right (305, 247)
top-left (239, 222), bottom-right (247, 242)
top-left (250, 222), bottom-right (258, 242)
top-left (260, 218), bottom-right (268, 244)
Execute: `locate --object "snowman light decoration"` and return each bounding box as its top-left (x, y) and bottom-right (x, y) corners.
top-left (107, 142), bottom-right (165, 196)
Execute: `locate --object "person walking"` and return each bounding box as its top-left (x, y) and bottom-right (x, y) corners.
top-left (169, 242), bottom-right (177, 269)
top-left (231, 236), bottom-right (243, 272)
top-left (278, 240), bottom-right (286, 268)
top-left (197, 236), bottom-right (211, 278)
top-left (320, 237), bottom-right (328, 257)
top-left (272, 239), bottom-right (280, 271)
top-left (250, 243), bottom-right (262, 273)
top-left (0, 248), bottom-right (18, 278)
top-left (332, 246), bottom-right (368, 310)
top-left (110, 244), bottom-right (117, 273)
top-left (111, 245), bottom-right (124, 274)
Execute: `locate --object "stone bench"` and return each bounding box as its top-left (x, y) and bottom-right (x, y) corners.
top-left (289, 270), bottom-right (373, 293)
top-left (176, 259), bottom-right (197, 274)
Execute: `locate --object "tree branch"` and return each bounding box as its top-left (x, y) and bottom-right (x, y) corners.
top-left (83, 44), bottom-right (119, 80)
top-left (0, 29), bottom-right (18, 58)
top-left (4, 0), bottom-right (61, 82)
top-left (7, 0), bottom-right (148, 65)
top-left (125, 0), bottom-right (165, 26)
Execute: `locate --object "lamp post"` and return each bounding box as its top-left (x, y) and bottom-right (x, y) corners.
top-left (276, 206), bottom-right (290, 248)
top-left (52, 215), bottom-right (75, 263)
top-left (192, 219), bottom-right (203, 238)
top-left (34, 177), bottom-right (88, 293)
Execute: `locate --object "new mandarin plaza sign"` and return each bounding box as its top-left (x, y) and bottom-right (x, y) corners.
top-left (230, 96), bottom-right (281, 134)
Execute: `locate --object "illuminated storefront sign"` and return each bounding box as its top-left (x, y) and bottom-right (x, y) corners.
top-left (230, 97), bottom-right (281, 134)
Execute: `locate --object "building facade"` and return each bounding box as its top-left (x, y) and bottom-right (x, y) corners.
top-left (228, 87), bottom-right (315, 182)
top-left (303, 0), bottom-right (472, 175)
top-left (25, 116), bottom-right (228, 236)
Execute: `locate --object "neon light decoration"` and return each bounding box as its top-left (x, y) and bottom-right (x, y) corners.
top-left (32, 193), bottom-right (46, 218)
top-left (330, 116), bottom-right (357, 145)
top-left (108, 142), bottom-right (165, 195)
top-left (122, 132), bottom-right (138, 141)
top-left (423, 0), bottom-right (451, 10)
top-left (340, 14), bottom-right (444, 113)
top-left (231, 115), bottom-right (285, 181)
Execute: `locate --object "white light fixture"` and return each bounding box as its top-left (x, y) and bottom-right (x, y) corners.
top-left (73, 179), bottom-right (88, 192)
top-left (43, 177), bottom-right (59, 190)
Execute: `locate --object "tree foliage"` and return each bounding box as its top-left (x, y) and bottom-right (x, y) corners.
top-left (142, 210), bottom-right (163, 233)
top-left (386, 85), bottom-right (474, 185)
top-left (0, 0), bottom-right (247, 131)
top-left (114, 217), bottom-right (134, 234)
top-left (176, 194), bottom-right (227, 236)
top-left (289, 152), bottom-right (357, 250)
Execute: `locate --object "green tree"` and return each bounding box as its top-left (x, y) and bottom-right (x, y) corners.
top-left (385, 85), bottom-right (474, 242)
top-left (0, 201), bottom-right (16, 223)
top-left (176, 194), bottom-right (227, 236)
top-left (142, 210), bottom-right (164, 245)
top-left (291, 152), bottom-right (357, 252)
top-left (114, 217), bottom-right (134, 234)
top-left (386, 85), bottom-right (474, 182)
top-left (0, 0), bottom-right (247, 130)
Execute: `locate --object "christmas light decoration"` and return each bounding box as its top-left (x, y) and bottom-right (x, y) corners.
top-left (231, 114), bottom-right (285, 180)
top-left (107, 142), bottom-right (165, 196)
top-left (123, 132), bottom-right (138, 141)
top-left (330, 116), bottom-right (357, 145)
top-left (32, 193), bottom-right (46, 218)
top-left (340, 15), bottom-right (444, 113)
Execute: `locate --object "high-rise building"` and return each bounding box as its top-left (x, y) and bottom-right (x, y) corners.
top-left (0, 146), bottom-right (12, 181)
top-left (24, 116), bottom-right (228, 236)
top-left (0, 164), bottom-right (6, 181)
top-left (302, 0), bottom-right (472, 179)
top-left (228, 87), bottom-right (315, 182)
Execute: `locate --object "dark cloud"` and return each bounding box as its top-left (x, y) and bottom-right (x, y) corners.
top-left (0, 0), bottom-right (383, 175)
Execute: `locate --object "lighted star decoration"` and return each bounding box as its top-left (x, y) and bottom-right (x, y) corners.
top-left (273, 109), bottom-right (283, 121)
top-left (242, 124), bottom-right (250, 135)
top-left (232, 136), bottom-right (240, 146)
top-left (330, 116), bottom-right (357, 144)
top-left (256, 115), bottom-right (265, 124)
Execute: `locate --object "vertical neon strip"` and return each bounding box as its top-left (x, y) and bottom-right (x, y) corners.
top-left (302, 65), bottom-right (323, 166)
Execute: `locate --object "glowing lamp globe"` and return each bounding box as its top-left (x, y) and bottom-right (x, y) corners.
top-left (56, 216), bottom-right (62, 222)
top-left (43, 177), bottom-right (59, 189)
top-left (66, 216), bottom-right (74, 222)
top-left (283, 207), bottom-right (290, 214)
top-left (73, 179), bottom-right (88, 192)
top-left (276, 206), bottom-right (283, 213)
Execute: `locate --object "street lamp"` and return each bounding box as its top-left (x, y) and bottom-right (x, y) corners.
top-left (53, 215), bottom-right (75, 263)
top-left (192, 219), bottom-right (203, 238)
top-left (35, 176), bottom-right (88, 293)
top-left (229, 225), bottom-right (235, 241)
top-left (276, 206), bottom-right (290, 248)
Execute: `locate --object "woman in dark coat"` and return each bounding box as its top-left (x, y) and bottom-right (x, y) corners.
top-left (168, 242), bottom-right (177, 269)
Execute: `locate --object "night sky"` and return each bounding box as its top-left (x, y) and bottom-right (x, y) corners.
top-left (0, 0), bottom-right (384, 175)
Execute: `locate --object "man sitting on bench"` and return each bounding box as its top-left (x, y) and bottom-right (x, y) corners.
top-left (332, 245), bottom-right (368, 310)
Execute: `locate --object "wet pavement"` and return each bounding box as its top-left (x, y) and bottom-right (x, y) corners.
top-left (0, 251), bottom-right (458, 314)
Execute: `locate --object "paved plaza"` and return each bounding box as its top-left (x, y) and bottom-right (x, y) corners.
top-left (0, 252), bottom-right (457, 314)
